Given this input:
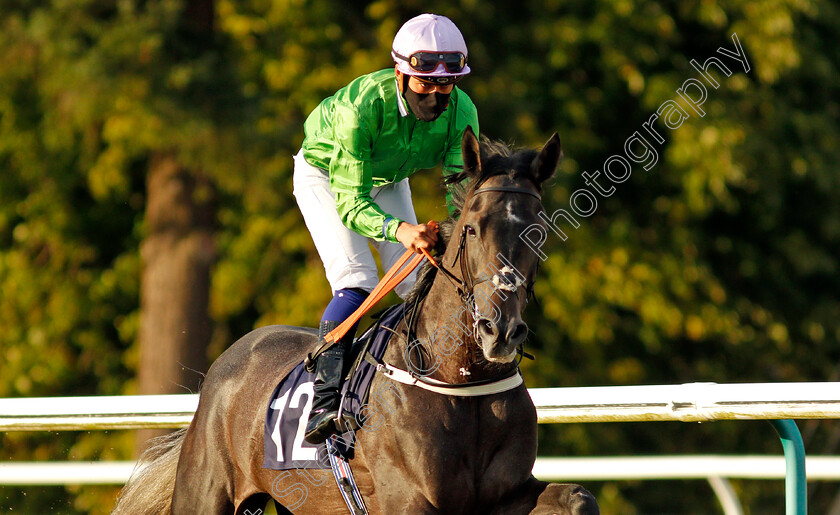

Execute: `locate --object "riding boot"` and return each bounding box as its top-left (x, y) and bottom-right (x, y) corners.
top-left (305, 321), bottom-right (352, 444)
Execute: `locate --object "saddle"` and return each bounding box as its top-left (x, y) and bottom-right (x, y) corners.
top-left (263, 304), bottom-right (405, 470)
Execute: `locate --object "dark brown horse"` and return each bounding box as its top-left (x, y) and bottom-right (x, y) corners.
top-left (112, 128), bottom-right (599, 515)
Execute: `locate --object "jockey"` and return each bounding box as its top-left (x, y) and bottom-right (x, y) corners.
top-left (294, 13), bottom-right (479, 444)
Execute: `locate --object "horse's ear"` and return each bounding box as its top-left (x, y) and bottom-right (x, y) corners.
top-left (531, 132), bottom-right (563, 187)
top-left (461, 125), bottom-right (481, 178)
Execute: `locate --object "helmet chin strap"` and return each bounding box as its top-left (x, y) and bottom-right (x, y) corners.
top-left (400, 73), bottom-right (409, 95)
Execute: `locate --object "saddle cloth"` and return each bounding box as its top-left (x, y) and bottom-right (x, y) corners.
top-left (263, 304), bottom-right (405, 470)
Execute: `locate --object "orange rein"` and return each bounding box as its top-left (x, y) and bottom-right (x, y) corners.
top-left (323, 221), bottom-right (441, 344)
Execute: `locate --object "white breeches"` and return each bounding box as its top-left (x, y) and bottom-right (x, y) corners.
top-left (292, 150), bottom-right (419, 299)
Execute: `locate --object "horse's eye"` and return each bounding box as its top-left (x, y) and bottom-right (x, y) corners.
top-left (465, 225), bottom-right (476, 237)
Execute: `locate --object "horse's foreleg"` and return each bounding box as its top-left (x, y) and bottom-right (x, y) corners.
top-left (490, 476), bottom-right (599, 515)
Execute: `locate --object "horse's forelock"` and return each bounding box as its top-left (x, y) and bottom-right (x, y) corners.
top-left (446, 137), bottom-right (538, 213)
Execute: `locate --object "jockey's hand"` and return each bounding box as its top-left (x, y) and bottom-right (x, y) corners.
top-left (395, 222), bottom-right (438, 254)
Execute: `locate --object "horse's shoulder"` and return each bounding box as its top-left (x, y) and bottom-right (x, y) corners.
top-left (485, 386), bottom-right (538, 424)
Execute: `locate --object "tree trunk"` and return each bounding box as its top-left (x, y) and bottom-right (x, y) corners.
top-left (137, 154), bottom-right (215, 451)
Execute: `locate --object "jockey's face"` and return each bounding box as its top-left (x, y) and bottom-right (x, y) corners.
top-left (395, 68), bottom-right (456, 95)
top-left (408, 76), bottom-right (455, 94)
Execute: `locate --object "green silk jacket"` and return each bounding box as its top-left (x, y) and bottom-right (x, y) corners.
top-left (301, 68), bottom-right (479, 242)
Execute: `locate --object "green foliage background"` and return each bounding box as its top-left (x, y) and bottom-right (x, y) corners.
top-left (1, 0), bottom-right (838, 512)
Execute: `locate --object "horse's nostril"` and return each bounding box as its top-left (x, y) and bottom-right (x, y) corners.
top-left (509, 322), bottom-right (528, 344)
top-left (476, 319), bottom-right (496, 338)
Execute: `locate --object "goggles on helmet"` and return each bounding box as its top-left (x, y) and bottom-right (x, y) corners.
top-left (393, 50), bottom-right (467, 74)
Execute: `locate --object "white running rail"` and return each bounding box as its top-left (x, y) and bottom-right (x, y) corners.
top-left (2, 382), bottom-right (840, 431)
top-left (2, 382), bottom-right (839, 515)
top-left (3, 456), bottom-right (840, 485)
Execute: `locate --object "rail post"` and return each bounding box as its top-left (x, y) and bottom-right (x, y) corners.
top-left (769, 419), bottom-right (806, 515)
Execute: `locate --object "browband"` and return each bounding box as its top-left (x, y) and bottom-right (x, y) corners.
top-left (471, 186), bottom-right (541, 201)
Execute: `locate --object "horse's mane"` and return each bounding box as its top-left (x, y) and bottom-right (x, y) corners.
top-left (403, 137), bottom-right (539, 314)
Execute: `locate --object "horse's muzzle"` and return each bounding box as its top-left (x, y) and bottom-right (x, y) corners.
top-left (476, 317), bottom-right (528, 362)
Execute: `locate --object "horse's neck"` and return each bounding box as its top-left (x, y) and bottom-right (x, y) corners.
top-left (410, 281), bottom-right (472, 383)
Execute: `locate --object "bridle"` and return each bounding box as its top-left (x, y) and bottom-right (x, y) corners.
top-left (406, 183), bottom-right (541, 361)
top-left (379, 183), bottom-right (543, 394)
top-left (434, 184), bottom-right (541, 306)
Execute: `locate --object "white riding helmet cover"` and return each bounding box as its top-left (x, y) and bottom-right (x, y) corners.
top-left (391, 14), bottom-right (471, 77)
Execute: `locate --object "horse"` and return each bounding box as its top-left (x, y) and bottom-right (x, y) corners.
top-left (112, 127), bottom-right (599, 515)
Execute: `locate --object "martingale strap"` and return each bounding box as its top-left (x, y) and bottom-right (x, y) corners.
top-left (364, 353), bottom-right (523, 397)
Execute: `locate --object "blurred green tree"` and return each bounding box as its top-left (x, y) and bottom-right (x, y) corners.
top-left (0, 0), bottom-right (838, 513)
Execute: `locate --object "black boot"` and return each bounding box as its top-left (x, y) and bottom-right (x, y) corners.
top-left (305, 321), bottom-right (352, 444)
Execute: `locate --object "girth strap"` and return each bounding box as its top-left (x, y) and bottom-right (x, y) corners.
top-left (326, 437), bottom-right (368, 515)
